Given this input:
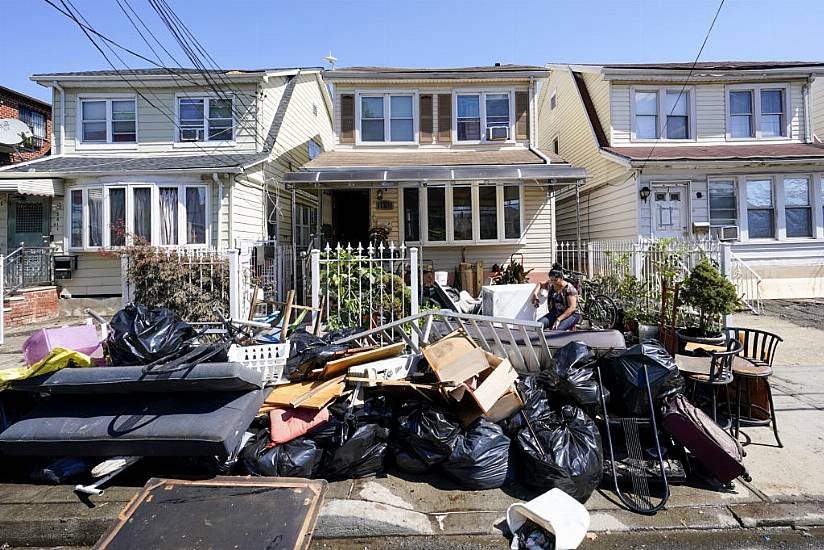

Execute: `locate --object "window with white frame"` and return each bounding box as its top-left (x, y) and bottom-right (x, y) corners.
top-left (784, 176), bottom-right (812, 237)
top-left (633, 88), bottom-right (691, 140)
top-left (402, 183), bottom-right (523, 244)
top-left (177, 96), bottom-right (234, 142)
top-left (455, 91), bottom-right (512, 142)
top-left (308, 138), bottom-right (322, 160)
top-left (746, 178), bottom-right (775, 239)
top-left (67, 184), bottom-right (208, 250)
top-left (728, 86), bottom-right (788, 139)
top-left (708, 179), bottom-right (737, 226)
top-left (358, 93), bottom-right (414, 143)
top-left (80, 98), bottom-right (136, 143)
top-left (295, 204), bottom-right (318, 249)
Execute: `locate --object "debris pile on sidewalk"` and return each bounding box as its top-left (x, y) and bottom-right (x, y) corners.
top-left (0, 302), bottom-right (756, 528)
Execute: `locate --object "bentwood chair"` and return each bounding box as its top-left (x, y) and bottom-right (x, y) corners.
top-left (681, 339), bottom-right (743, 426)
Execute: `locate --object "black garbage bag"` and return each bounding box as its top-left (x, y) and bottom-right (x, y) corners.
top-left (240, 429), bottom-right (323, 478)
top-left (500, 376), bottom-right (555, 436)
top-left (320, 424), bottom-right (390, 479)
top-left (442, 419), bottom-right (511, 490)
top-left (515, 405), bottom-right (604, 503)
top-left (284, 328), bottom-right (348, 382)
top-left (551, 341), bottom-right (609, 413)
top-left (392, 447), bottom-right (429, 474)
top-left (603, 340), bottom-right (685, 416)
top-left (395, 401), bottom-right (463, 470)
top-left (107, 303), bottom-right (197, 365)
top-left (322, 327), bottom-right (364, 345)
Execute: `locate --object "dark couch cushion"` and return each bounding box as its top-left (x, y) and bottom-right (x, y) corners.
top-left (10, 363), bottom-right (263, 394)
top-left (0, 389), bottom-right (265, 458)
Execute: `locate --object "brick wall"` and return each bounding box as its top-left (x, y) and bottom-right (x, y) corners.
top-left (0, 87), bottom-right (52, 166)
top-left (3, 287), bottom-right (59, 328)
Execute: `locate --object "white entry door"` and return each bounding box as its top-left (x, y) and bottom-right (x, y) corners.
top-left (651, 186), bottom-right (688, 237)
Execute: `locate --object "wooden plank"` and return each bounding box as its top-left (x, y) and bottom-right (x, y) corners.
top-left (280, 290), bottom-right (295, 342)
top-left (319, 341), bottom-right (406, 379)
top-left (264, 376), bottom-right (346, 410)
top-left (422, 329), bottom-right (477, 372)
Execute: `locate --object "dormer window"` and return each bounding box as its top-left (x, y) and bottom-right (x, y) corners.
top-left (177, 95), bottom-right (234, 143)
top-left (727, 85), bottom-right (788, 139)
top-left (357, 93), bottom-right (416, 143)
top-left (455, 91), bottom-right (513, 143)
top-left (631, 88), bottom-right (692, 141)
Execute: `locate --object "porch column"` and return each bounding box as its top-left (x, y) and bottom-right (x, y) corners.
top-left (291, 187), bottom-right (297, 291)
top-left (575, 181), bottom-right (583, 269)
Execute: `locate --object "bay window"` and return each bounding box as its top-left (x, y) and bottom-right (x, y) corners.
top-left (80, 97), bottom-right (136, 144)
top-left (784, 177), bottom-right (812, 237)
top-left (708, 179), bottom-right (737, 226)
top-left (727, 85), bottom-right (788, 139)
top-left (67, 184), bottom-right (208, 250)
top-left (358, 93), bottom-right (415, 143)
top-left (402, 183), bottom-right (523, 244)
top-left (177, 96), bottom-right (234, 142)
top-left (455, 91), bottom-right (513, 142)
top-left (746, 179), bottom-right (775, 239)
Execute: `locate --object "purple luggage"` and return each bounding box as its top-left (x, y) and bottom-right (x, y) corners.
top-left (22, 325), bottom-right (102, 366)
top-left (661, 394), bottom-right (750, 484)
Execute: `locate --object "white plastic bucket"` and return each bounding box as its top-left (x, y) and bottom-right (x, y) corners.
top-left (434, 271), bottom-right (449, 285)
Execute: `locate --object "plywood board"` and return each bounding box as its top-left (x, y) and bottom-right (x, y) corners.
top-left (422, 329), bottom-right (478, 372)
top-left (320, 342), bottom-right (406, 379)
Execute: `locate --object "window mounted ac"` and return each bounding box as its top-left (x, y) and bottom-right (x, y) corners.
top-left (180, 128), bottom-right (204, 142)
top-left (711, 225), bottom-right (740, 241)
top-left (486, 126), bottom-right (510, 141)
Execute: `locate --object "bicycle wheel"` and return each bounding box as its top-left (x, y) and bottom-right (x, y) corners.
top-left (587, 294), bottom-right (618, 330)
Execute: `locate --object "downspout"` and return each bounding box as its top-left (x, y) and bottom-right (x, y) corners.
top-left (52, 81), bottom-right (65, 155)
top-left (803, 77), bottom-right (813, 143)
top-left (213, 173), bottom-right (223, 250)
top-left (527, 75), bottom-right (553, 164)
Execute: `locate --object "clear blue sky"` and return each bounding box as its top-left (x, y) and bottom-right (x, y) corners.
top-left (3, 0), bottom-right (824, 103)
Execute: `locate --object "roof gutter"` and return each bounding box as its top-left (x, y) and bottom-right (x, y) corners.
top-left (626, 157), bottom-right (824, 169)
top-left (527, 75), bottom-right (553, 165)
top-left (599, 148), bottom-right (632, 169)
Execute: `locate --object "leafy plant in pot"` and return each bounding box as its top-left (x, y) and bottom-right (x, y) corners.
top-left (677, 259), bottom-right (740, 345)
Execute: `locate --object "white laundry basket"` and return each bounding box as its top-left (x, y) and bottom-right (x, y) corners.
top-left (228, 342), bottom-right (290, 385)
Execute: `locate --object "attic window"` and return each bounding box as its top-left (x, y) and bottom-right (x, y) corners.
top-left (550, 93), bottom-right (557, 110)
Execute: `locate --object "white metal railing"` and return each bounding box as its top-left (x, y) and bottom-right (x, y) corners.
top-left (729, 251), bottom-right (763, 314)
top-left (310, 242), bottom-right (419, 335)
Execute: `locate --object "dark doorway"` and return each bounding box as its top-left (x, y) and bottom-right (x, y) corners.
top-left (8, 194), bottom-right (50, 249)
top-left (331, 190), bottom-right (370, 246)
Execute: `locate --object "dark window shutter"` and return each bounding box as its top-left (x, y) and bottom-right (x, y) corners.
top-left (340, 94), bottom-right (355, 143)
top-left (437, 94), bottom-right (452, 143)
top-left (515, 91), bottom-right (529, 140)
top-left (420, 94), bottom-right (433, 143)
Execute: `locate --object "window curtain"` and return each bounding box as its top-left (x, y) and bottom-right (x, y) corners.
top-left (186, 187), bottom-right (206, 244)
top-left (133, 188), bottom-right (152, 243)
top-left (87, 189), bottom-right (103, 247)
top-left (159, 187), bottom-right (178, 245)
top-left (109, 188), bottom-right (126, 246)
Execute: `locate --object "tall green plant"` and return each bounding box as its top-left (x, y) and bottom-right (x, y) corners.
top-left (679, 259), bottom-right (739, 335)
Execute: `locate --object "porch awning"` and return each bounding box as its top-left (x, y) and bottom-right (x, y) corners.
top-left (0, 178), bottom-right (63, 196)
top-left (284, 164), bottom-right (586, 186)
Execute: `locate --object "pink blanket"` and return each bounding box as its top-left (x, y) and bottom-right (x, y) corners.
top-left (269, 407), bottom-right (330, 445)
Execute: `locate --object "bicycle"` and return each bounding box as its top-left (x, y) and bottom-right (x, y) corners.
top-left (565, 270), bottom-right (619, 330)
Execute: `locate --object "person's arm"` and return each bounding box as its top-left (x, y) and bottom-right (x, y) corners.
top-left (532, 282), bottom-right (543, 305)
top-left (551, 294), bottom-right (578, 329)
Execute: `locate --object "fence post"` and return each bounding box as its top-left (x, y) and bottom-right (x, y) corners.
top-left (0, 254), bottom-right (4, 347)
top-left (410, 247), bottom-right (420, 346)
top-left (228, 248), bottom-right (240, 319)
top-left (120, 255), bottom-right (131, 305)
top-left (632, 242), bottom-right (643, 277)
top-left (586, 241), bottom-right (594, 277)
top-left (310, 249), bottom-right (321, 325)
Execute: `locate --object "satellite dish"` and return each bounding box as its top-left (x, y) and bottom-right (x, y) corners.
top-left (0, 118), bottom-right (33, 146)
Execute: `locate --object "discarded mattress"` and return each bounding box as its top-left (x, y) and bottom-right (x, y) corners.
top-left (9, 363), bottom-right (263, 394)
top-left (0, 389), bottom-right (265, 458)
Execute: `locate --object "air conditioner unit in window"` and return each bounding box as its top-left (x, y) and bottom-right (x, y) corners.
top-left (711, 225), bottom-right (740, 241)
top-left (486, 126), bottom-right (510, 141)
top-left (180, 128), bottom-right (204, 142)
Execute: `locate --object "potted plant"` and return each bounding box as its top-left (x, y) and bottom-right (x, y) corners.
top-left (676, 259), bottom-right (740, 345)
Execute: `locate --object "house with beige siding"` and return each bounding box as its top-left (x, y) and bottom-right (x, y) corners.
top-left (539, 61), bottom-right (824, 298)
top-left (0, 67), bottom-right (333, 297)
top-left (284, 65), bottom-right (585, 283)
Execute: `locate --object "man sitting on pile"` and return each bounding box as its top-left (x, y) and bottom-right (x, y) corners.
top-left (532, 267), bottom-right (580, 331)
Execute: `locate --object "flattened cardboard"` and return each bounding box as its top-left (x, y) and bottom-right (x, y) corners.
top-left (434, 347), bottom-right (489, 386)
top-left (320, 342), bottom-right (406, 379)
top-left (422, 329), bottom-right (477, 372)
top-left (471, 357), bottom-right (518, 413)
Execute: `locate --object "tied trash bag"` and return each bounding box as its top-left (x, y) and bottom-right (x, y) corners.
top-left (394, 401), bottom-right (463, 470)
top-left (604, 340), bottom-right (685, 416)
top-left (284, 328), bottom-right (348, 382)
top-left (442, 419), bottom-right (511, 490)
top-left (107, 304), bottom-right (196, 366)
top-left (515, 405), bottom-right (603, 503)
top-left (241, 429), bottom-right (323, 478)
top-left (551, 341), bottom-right (609, 414)
top-left (320, 424), bottom-right (390, 479)
top-left (500, 376), bottom-right (554, 436)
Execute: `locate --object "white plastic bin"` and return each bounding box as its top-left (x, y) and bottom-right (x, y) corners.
top-left (228, 342), bottom-right (290, 385)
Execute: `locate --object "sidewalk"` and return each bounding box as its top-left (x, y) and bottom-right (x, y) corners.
top-left (0, 310), bottom-right (822, 547)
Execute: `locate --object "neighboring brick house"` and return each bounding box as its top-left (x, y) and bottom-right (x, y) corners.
top-left (0, 85), bottom-right (51, 165)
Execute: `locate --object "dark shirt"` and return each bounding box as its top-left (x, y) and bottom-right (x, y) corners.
top-left (546, 281), bottom-right (578, 316)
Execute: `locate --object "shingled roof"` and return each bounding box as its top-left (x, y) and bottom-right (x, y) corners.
top-left (605, 143), bottom-right (824, 162)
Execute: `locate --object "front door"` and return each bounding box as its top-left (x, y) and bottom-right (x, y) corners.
top-left (7, 194), bottom-right (50, 249)
top-left (331, 190), bottom-right (370, 246)
top-left (651, 185), bottom-right (687, 238)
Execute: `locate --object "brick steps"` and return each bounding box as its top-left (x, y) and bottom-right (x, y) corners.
top-left (3, 286), bottom-right (59, 328)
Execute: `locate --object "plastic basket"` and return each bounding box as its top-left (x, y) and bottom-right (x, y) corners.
top-left (228, 342), bottom-right (290, 385)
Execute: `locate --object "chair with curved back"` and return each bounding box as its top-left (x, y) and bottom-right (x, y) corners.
top-left (725, 327), bottom-right (783, 447)
top-left (683, 338), bottom-right (743, 426)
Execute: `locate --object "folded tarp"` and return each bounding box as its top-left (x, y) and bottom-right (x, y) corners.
top-left (0, 389), bottom-right (265, 458)
top-left (9, 363), bottom-right (263, 394)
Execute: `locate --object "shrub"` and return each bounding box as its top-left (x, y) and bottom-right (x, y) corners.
top-left (679, 259), bottom-right (739, 335)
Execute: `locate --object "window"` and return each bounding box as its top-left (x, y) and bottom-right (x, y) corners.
top-left (358, 94), bottom-right (415, 143)
top-left (552, 136), bottom-right (560, 155)
top-left (67, 185), bottom-right (207, 249)
top-left (402, 184), bottom-right (522, 243)
top-left (19, 107), bottom-right (46, 150)
top-left (728, 86), bottom-right (788, 139)
top-left (634, 91), bottom-right (658, 139)
top-left (746, 179), bottom-right (774, 238)
top-left (455, 91), bottom-right (513, 142)
top-left (708, 179), bottom-right (737, 226)
top-left (784, 177), bottom-right (812, 238)
top-left (295, 205), bottom-right (317, 249)
top-left (80, 98), bottom-right (136, 144)
top-left (550, 92), bottom-right (557, 110)
top-left (177, 96), bottom-right (234, 142)
top-left (308, 138), bottom-right (322, 160)
top-left (665, 91), bottom-right (689, 139)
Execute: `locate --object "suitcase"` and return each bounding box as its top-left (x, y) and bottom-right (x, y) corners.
top-left (661, 394), bottom-right (750, 484)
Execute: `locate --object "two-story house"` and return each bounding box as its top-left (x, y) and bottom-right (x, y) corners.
top-left (540, 62), bottom-right (824, 298)
top-left (0, 67), bottom-right (334, 297)
top-left (284, 65), bottom-right (585, 283)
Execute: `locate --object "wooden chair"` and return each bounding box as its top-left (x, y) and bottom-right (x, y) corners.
top-left (725, 327), bottom-right (783, 447)
top-left (683, 338), bottom-right (742, 426)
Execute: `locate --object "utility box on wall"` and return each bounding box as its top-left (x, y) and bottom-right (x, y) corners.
top-left (53, 255), bottom-right (78, 280)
